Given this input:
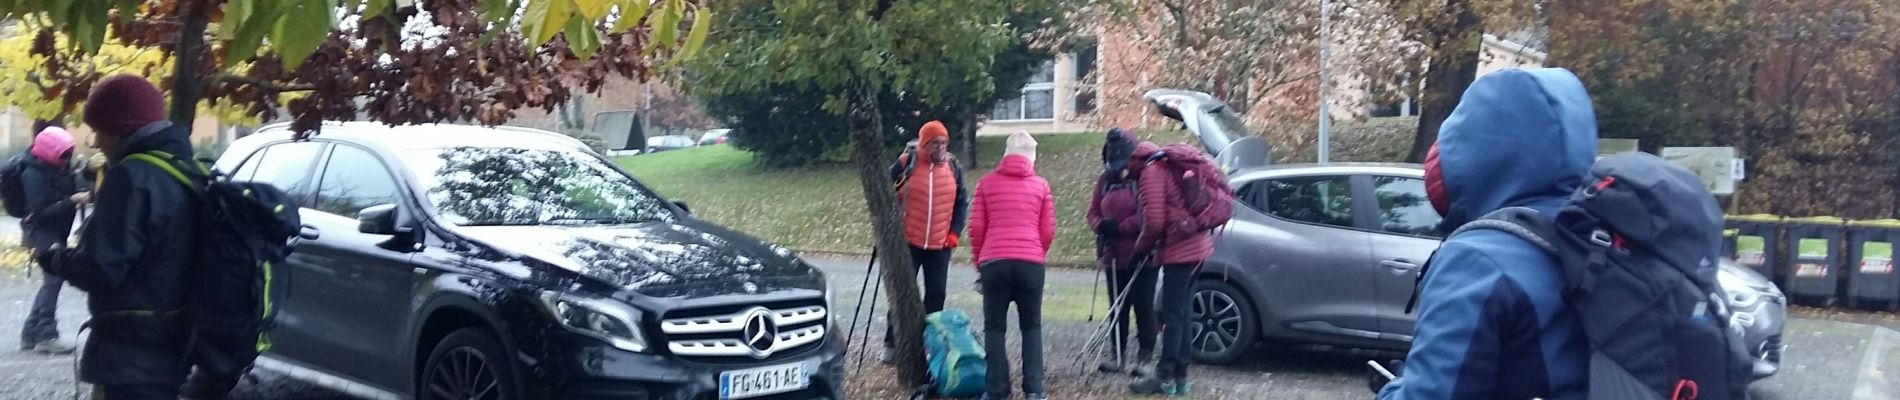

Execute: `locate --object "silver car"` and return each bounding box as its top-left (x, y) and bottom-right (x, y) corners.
top-left (1145, 89), bottom-right (1786, 379)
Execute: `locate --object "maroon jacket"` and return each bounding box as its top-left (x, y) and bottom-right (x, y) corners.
top-left (1087, 173), bottom-right (1143, 268)
top-left (1130, 143), bottom-right (1215, 266)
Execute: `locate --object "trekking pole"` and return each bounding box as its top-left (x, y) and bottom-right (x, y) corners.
top-left (844, 247), bottom-right (878, 345)
top-left (1075, 258), bottom-right (1144, 373)
top-left (855, 264), bottom-right (884, 374)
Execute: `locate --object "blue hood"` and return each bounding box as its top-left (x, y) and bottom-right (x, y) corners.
top-left (1435, 68), bottom-right (1599, 231)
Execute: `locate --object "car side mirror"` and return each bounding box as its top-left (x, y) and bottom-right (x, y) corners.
top-left (672, 200), bottom-right (692, 215)
top-left (358, 204), bottom-right (412, 235)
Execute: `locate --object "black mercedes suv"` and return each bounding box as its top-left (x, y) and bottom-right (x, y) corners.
top-left (213, 122), bottom-right (844, 400)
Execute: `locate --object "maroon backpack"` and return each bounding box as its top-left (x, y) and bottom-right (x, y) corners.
top-left (1146, 144), bottom-right (1235, 237)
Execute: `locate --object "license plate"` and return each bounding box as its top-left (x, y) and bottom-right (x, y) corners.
top-left (1795, 263), bottom-right (1828, 277)
top-left (719, 362), bottom-right (809, 399)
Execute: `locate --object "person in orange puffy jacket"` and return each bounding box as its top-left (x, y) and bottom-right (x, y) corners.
top-left (880, 120), bottom-right (969, 363)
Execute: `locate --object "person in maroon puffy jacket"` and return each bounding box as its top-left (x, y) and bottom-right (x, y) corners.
top-left (1127, 141), bottom-right (1217, 395)
top-left (1085, 128), bottom-right (1157, 376)
top-left (968, 132), bottom-right (1055, 400)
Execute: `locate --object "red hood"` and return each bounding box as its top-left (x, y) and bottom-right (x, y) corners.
top-left (1128, 142), bottom-right (1162, 173)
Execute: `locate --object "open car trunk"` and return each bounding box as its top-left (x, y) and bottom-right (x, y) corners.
top-left (1144, 89), bottom-right (1272, 172)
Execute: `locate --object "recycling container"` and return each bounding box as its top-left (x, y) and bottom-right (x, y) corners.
top-left (1725, 215), bottom-right (1784, 283)
top-left (1846, 219), bottom-right (1900, 311)
top-left (1782, 217), bottom-right (1846, 306)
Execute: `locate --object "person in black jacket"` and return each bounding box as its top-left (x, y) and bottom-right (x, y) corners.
top-left (36, 75), bottom-right (201, 400)
top-left (16, 124), bottom-right (82, 355)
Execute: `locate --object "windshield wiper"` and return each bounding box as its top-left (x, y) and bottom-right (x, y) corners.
top-left (544, 217), bottom-right (656, 226)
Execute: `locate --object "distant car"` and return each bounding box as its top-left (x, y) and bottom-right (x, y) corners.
top-left (700, 129), bottom-right (732, 146)
top-left (645, 135), bottom-right (696, 153)
top-left (1148, 89), bottom-right (1786, 380)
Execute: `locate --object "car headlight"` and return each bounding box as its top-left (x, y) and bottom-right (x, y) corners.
top-left (538, 291), bottom-right (649, 353)
top-left (1717, 269), bottom-right (1763, 309)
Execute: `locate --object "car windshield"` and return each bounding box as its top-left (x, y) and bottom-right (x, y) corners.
top-left (401, 147), bottom-right (676, 226)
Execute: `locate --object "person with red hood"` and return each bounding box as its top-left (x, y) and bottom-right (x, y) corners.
top-left (968, 132), bottom-right (1055, 400)
top-left (881, 120), bottom-right (970, 363)
top-left (1086, 127), bottom-right (1156, 376)
top-left (36, 75), bottom-right (203, 399)
top-left (16, 124), bottom-right (82, 355)
top-left (1126, 140), bottom-right (1217, 396)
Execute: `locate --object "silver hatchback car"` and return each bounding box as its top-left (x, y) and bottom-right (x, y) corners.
top-left (1145, 89), bottom-right (1786, 379)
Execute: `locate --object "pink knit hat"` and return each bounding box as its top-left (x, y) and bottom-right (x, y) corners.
top-left (30, 126), bottom-right (74, 166)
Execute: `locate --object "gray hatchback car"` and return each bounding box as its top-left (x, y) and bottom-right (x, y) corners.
top-left (1146, 89), bottom-right (1785, 379)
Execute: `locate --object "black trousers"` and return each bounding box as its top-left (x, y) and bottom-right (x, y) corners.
top-left (1157, 264), bottom-right (1196, 380)
top-left (980, 260), bottom-right (1045, 397)
top-left (1105, 264), bottom-right (1158, 357)
top-left (885, 245), bottom-right (951, 347)
top-left (20, 272), bottom-right (64, 345)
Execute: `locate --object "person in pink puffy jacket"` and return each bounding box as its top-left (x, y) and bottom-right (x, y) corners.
top-left (968, 131), bottom-right (1055, 400)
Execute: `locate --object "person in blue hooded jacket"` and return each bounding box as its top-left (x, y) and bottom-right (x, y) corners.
top-left (1376, 68), bottom-right (1598, 400)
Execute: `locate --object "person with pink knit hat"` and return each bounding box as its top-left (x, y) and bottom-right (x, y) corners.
top-left (15, 124), bottom-right (82, 355)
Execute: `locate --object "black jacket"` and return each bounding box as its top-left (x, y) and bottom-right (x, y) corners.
top-left (40, 121), bottom-right (199, 386)
top-left (19, 157), bottom-right (78, 251)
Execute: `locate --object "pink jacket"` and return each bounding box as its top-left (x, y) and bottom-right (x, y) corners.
top-left (970, 154), bottom-right (1056, 266)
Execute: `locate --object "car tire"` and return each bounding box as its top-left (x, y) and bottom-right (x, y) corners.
top-left (421, 327), bottom-right (520, 400)
top-left (1190, 279), bottom-right (1258, 365)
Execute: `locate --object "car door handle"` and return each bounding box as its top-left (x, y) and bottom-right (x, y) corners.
top-left (299, 224), bottom-right (320, 240)
top-left (1380, 259), bottom-right (1418, 272)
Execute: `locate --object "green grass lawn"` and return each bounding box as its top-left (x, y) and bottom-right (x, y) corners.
top-left (616, 131), bottom-right (1195, 266)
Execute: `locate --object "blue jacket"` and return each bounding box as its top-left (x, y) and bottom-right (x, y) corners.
top-left (1378, 68), bottom-right (1599, 400)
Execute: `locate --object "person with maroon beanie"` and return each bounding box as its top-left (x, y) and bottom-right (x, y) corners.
top-left (1126, 140), bottom-right (1217, 395)
top-left (968, 132), bottom-right (1054, 400)
top-left (36, 75), bottom-right (203, 400)
top-left (1086, 127), bottom-right (1156, 376)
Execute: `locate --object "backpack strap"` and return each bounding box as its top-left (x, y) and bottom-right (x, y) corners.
top-left (123, 151), bottom-right (208, 193)
top-left (1404, 207), bottom-right (1581, 313)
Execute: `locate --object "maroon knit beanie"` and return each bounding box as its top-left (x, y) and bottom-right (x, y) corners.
top-left (84, 75), bottom-right (166, 138)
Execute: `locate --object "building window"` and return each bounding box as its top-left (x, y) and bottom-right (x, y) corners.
top-left (1073, 44), bottom-right (1098, 115)
top-left (990, 61), bottom-right (1056, 121)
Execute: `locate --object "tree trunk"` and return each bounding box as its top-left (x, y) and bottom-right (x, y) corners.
top-left (848, 78), bottom-right (929, 386)
top-left (953, 112), bottom-right (979, 168)
top-left (1405, 0), bottom-right (1482, 163)
top-left (168, 0), bottom-right (209, 128)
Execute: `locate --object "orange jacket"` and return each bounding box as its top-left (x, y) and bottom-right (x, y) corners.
top-left (890, 153), bottom-right (968, 250)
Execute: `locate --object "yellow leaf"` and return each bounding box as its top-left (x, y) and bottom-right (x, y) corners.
top-left (649, 0), bottom-right (680, 48)
top-left (525, 0), bottom-right (576, 46)
top-left (666, 8), bottom-right (709, 66)
top-left (612, 0), bottom-right (650, 33)
top-left (575, 0), bottom-right (611, 22)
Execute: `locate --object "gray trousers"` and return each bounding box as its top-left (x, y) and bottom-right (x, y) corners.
top-left (20, 272), bottom-right (64, 346)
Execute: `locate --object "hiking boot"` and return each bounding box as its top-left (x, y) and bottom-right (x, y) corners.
top-left (1026, 393), bottom-right (1050, 400)
top-left (1129, 351), bottom-right (1156, 377)
top-left (1096, 358), bottom-right (1124, 373)
top-left (1166, 380), bottom-right (1192, 397)
top-left (878, 345), bottom-right (896, 365)
top-left (30, 339), bottom-right (74, 355)
top-left (1128, 375), bottom-right (1170, 395)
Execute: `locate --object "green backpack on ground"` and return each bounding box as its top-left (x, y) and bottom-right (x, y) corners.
top-left (924, 309), bottom-right (987, 398)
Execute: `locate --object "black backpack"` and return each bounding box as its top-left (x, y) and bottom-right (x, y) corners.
top-left (124, 151), bottom-right (304, 397)
top-left (1416, 152), bottom-right (1752, 400)
top-left (2, 152), bottom-right (32, 218)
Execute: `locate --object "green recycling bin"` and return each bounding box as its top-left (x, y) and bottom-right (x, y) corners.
top-left (1725, 215), bottom-right (1784, 284)
top-left (1846, 219), bottom-right (1900, 311)
top-left (1783, 217), bottom-right (1847, 306)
